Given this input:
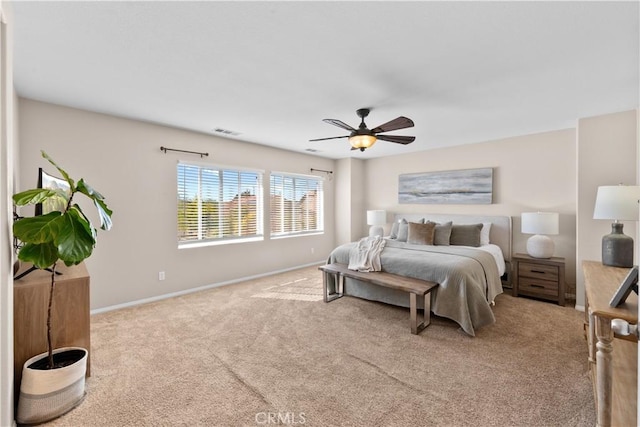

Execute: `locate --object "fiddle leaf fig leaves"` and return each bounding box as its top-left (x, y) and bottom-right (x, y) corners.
top-left (71, 203), bottom-right (97, 240)
top-left (13, 188), bottom-right (62, 206)
top-left (54, 206), bottom-right (96, 265)
top-left (76, 178), bottom-right (104, 200)
top-left (42, 150), bottom-right (75, 191)
top-left (17, 242), bottom-right (59, 269)
top-left (13, 151), bottom-right (112, 270)
top-left (13, 212), bottom-right (62, 244)
top-left (77, 179), bottom-right (113, 231)
top-left (93, 198), bottom-right (113, 231)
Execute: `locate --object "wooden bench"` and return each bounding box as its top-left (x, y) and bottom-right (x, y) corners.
top-left (318, 263), bottom-right (439, 335)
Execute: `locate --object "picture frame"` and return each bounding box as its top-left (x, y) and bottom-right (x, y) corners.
top-left (609, 265), bottom-right (638, 307)
top-left (398, 167), bottom-right (493, 205)
top-left (35, 167), bottom-right (72, 216)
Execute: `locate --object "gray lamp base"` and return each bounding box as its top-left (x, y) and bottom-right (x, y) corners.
top-left (602, 222), bottom-right (634, 268)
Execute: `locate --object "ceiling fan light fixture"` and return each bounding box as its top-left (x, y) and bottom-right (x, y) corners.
top-left (349, 134), bottom-right (377, 150)
top-left (311, 108), bottom-right (414, 151)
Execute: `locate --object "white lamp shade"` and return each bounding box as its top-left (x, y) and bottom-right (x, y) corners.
top-left (367, 210), bottom-right (386, 238)
top-left (521, 212), bottom-right (559, 235)
top-left (593, 185), bottom-right (640, 221)
top-left (367, 210), bottom-right (386, 226)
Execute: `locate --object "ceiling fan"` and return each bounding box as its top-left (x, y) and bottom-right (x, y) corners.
top-left (310, 108), bottom-right (415, 151)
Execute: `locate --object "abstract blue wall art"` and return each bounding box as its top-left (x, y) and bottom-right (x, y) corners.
top-left (399, 168), bottom-right (493, 204)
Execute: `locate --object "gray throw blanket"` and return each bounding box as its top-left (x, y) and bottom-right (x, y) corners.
top-left (348, 236), bottom-right (386, 272)
top-left (328, 239), bottom-right (503, 336)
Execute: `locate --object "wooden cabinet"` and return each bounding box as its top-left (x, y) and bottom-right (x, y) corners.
top-left (583, 260), bottom-right (637, 427)
top-left (512, 253), bottom-right (565, 305)
top-left (13, 263), bottom-right (90, 396)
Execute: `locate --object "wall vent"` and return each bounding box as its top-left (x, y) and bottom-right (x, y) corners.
top-left (213, 128), bottom-right (241, 136)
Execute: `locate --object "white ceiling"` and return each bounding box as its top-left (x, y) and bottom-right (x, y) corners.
top-left (10, 1), bottom-right (640, 160)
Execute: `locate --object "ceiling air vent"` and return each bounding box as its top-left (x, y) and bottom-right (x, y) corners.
top-left (212, 128), bottom-right (241, 136)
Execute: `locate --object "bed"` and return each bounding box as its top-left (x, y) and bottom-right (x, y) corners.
top-left (327, 213), bottom-right (512, 336)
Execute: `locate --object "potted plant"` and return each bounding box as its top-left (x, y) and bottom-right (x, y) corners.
top-left (13, 151), bottom-right (112, 424)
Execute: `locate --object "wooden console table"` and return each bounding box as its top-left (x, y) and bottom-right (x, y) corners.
top-left (583, 260), bottom-right (637, 427)
top-left (13, 263), bottom-right (91, 397)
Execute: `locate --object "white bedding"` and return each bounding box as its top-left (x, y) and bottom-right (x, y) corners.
top-left (477, 243), bottom-right (506, 277)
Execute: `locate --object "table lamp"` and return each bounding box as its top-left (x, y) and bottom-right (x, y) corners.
top-left (593, 185), bottom-right (640, 268)
top-left (521, 212), bottom-right (559, 258)
top-left (367, 210), bottom-right (386, 237)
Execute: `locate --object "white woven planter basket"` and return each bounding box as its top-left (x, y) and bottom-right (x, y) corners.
top-left (16, 347), bottom-right (87, 425)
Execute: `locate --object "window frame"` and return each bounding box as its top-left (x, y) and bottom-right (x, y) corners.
top-left (269, 171), bottom-right (324, 239)
top-left (177, 160), bottom-right (264, 249)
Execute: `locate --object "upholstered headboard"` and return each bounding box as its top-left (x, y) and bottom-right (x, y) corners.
top-left (391, 213), bottom-right (513, 262)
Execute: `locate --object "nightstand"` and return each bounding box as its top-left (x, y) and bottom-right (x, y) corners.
top-left (512, 253), bottom-right (565, 305)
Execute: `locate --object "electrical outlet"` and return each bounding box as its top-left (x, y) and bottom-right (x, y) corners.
top-left (311, 247), bottom-right (315, 254)
top-left (159, 271), bottom-right (165, 281)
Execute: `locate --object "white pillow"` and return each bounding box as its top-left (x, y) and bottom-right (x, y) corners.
top-left (389, 219), bottom-right (401, 239)
top-left (390, 218), bottom-right (424, 239)
top-left (396, 219), bottom-right (409, 242)
top-left (480, 222), bottom-right (492, 246)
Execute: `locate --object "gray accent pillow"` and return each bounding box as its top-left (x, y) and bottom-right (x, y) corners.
top-left (390, 220), bottom-right (400, 239)
top-left (407, 221), bottom-right (436, 245)
top-left (433, 221), bottom-right (453, 246)
top-left (396, 219), bottom-right (409, 242)
top-left (392, 218), bottom-right (424, 240)
top-left (450, 223), bottom-right (483, 247)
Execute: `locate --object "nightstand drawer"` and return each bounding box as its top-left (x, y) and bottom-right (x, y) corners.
top-left (519, 277), bottom-right (559, 297)
top-left (519, 262), bottom-right (559, 281)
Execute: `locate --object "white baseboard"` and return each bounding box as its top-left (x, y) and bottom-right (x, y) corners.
top-left (91, 260), bottom-right (326, 315)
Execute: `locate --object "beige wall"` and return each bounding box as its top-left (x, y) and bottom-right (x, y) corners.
top-left (576, 110), bottom-right (638, 308)
top-left (17, 99), bottom-right (336, 310)
top-left (364, 129), bottom-right (578, 289)
top-left (14, 98), bottom-right (639, 316)
top-left (334, 158), bottom-right (366, 245)
top-left (334, 158), bottom-right (351, 245)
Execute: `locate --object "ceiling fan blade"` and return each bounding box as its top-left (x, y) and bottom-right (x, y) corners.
top-left (323, 119), bottom-right (356, 132)
top-left (309, 135), bottom-right (349, 142)
top-left (376, 134), bottom-right (415, 145)
top-left (371, 116), bottom-right (414, 133)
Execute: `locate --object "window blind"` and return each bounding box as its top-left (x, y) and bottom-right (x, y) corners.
top-left (178, 163), bottom-right (263, 244)
top-left (270, 173), bottom-right (323, 237)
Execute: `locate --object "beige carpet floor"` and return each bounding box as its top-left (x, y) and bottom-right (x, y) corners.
top-left (45, 265), bottom-right (595, 427)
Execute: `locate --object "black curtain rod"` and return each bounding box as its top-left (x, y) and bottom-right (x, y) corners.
top-left (160, 146), bottom-right (209, 158)
top-left (310, 168), bottom-right (333, 175)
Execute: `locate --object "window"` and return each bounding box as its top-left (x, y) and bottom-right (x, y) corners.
top-left (270, 172), bottom-right (323, 237)
top-left (177, 162), bottom-right (263, 246)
